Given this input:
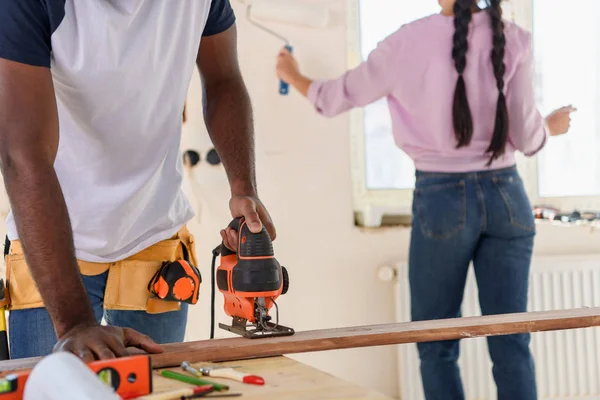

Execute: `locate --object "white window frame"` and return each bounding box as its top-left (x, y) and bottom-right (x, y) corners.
top-left (516, 0), bottom-right (600, 212)
top-left (348, 0), bottom-right (600, 227)
top-left (346, 0), bottom-right (413, 228)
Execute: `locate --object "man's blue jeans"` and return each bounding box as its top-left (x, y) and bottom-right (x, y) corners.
top-left (9, 270), bottom-right (188, 359)
top-left (409, 166), bottom-right (537, 400)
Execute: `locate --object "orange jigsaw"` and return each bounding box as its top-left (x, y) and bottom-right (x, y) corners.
top-left (211, 217), bottom-right (293, 339)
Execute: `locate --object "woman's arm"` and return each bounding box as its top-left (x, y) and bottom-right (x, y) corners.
top-left (276, 34), bottom-right (399, 117)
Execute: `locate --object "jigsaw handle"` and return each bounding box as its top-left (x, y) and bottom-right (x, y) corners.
top-left (219, 217), bottom-right (281, 293)
top-left (220, 218), bottom-right (242, 257)
top-left (220, 217), bottom-right (274, 258)
top-left (227, 217), bottom-right (243, 232)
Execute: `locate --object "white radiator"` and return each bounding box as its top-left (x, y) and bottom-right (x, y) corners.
top-left (391, 255), bottom-right (600, 400)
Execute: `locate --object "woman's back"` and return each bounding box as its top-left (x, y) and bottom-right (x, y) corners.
top-left (388, 12), bottom-right (543, 171)
top-left (307, 11), bottom-right (546, 172)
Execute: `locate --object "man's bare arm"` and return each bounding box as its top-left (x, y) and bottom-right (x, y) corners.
top-left (0, 59), bottom-right (95, 336)
top-left (0, 59), bottom-right (161, 360)
top-left (197, 24), bottom-right (256, 197)
top-left (197, 24), bottom-right (276, 246)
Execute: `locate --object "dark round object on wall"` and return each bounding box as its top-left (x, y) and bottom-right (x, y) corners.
top-left (206, 148), bottom-right (221, 166)
top-left (183, 150), bottom-right (200, 167)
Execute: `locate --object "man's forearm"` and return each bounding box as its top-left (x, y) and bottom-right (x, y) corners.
top-left (203, 78), bottom-right (256, 196)
top-left (2, 161), bottom-right (95, 337)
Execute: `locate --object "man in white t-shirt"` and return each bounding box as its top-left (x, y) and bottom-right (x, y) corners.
top-left (0, 0), bottom-right (275, 360)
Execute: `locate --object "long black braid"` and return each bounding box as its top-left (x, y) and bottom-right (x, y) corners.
top-left (485, 0), bottom-right (509, 164)
top-left (451, 0), bottom-right (508, 164)
top-left (451, 0), bottom-right (475, 148)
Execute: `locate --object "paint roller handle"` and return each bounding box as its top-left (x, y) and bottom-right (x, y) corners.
top-left (279, 45), bottom-right (294, 96)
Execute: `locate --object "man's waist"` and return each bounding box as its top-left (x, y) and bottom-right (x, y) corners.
top-left (7, 225), bottom-right (193, 275)
top-left (5, 225), bottom-right (198, 313)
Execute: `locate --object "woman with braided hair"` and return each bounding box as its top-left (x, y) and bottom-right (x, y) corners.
top-left (276, 0), bottom-right (574, 399)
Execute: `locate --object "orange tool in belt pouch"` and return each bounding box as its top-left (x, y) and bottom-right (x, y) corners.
top-left (148, 245), bottom-right (201, 304)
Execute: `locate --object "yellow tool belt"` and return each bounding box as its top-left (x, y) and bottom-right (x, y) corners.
top-left (4, 226), bottom-right (198, 314)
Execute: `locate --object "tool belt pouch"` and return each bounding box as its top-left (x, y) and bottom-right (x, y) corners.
top-left (105, 232), bottom-right (198, 314)
top-left (5, 254), bottom-right (43, 310)
top-left (147, 246), bottom-right (201, 305)
top-left (6, 228), bottom-right (199, 314)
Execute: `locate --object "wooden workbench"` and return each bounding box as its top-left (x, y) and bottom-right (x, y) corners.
top-left (1, 308), bottom-right (597, 398)
top-left (154, 356), bottom-right (390, 399)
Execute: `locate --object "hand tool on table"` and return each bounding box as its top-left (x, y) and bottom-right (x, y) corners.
top-left (210, 217), bottom-right (294, 339)
top-left (0, 354), bottom-right (152, 400)
top-left (135, 385), bottom-right (213, 400)
top-left (181, 362), bottom-right (264, 386)
top-left (22, 353), bottom-right (121, 400)
top-left (183, 393), bottom-right (242, 399)
top-left (160, 371), bottom-right (228, 391)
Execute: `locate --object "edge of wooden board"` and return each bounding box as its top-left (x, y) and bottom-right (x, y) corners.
top-left (1, 307), bottom-right (599, 373)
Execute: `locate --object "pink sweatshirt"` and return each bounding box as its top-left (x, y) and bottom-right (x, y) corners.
top-left (307, 12), bottom-right (547, 172)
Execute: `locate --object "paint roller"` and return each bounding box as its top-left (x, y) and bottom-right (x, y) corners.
top-left (243, 0), bottom-right (330, 95)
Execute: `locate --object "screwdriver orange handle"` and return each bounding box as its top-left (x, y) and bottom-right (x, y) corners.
top-left (204, 368), bottom-right (264, 386)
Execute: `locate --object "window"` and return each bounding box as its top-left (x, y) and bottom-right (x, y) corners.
top-left (349, 0), bottom-right (600, 227)
top-left (526, 0), bottom-right (600, 211)
top-left (359, 0), bottom-right (440, 191)
top-left (347, 0), bottom-right (442, 227)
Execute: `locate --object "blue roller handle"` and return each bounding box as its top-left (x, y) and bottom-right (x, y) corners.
top-left (280, 44), bottom-right (293, 96)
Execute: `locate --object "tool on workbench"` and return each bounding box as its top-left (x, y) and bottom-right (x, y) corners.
top-left (93, 355), bottom-right (153, 395)
top-left (148, 244), bottom-right (202, 304)
top-left (22, 353), bottom-right (121, 400)
top-left (136, 385), bottom-right (214, 400)
top-left (0, 279), bottom-right (9, 361)
top-left (181, 362), bottom-right (264, 386)
top-left (0, 354), bottom-right (152, 400)
top-left (210, 217), bottom-right (294, 339)
top-left (183, 393), bottom-right (242, 399)
top-left (242, 0), bottom-right (330, 95)
top-left (160, 371), bottom-right (229, 392)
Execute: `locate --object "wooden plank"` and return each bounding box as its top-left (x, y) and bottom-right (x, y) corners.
top-left (1, 307), bottom-right (599, 373)
top-left (153, 356), bottom-right (391, 399)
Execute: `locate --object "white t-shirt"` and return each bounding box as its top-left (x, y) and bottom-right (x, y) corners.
top-left (0, 0), bottom-right (236, 262)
